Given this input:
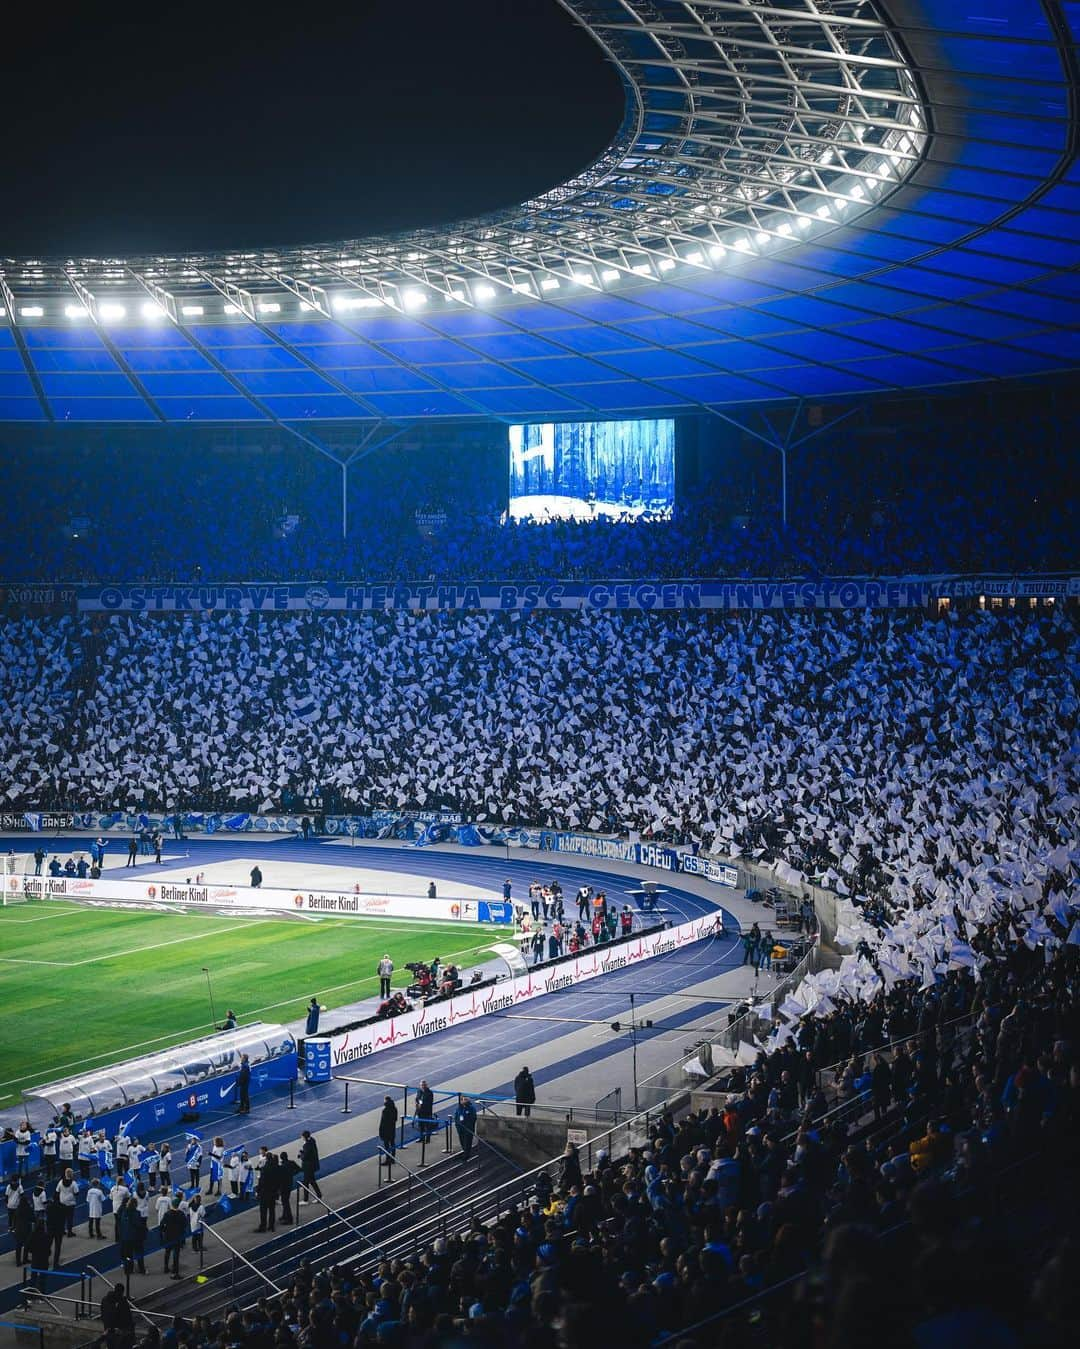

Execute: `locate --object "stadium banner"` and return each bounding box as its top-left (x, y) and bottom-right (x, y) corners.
top-left (678, 854), bottom-right (740, 887)
top-left (7, 871), bottom-right (511, 924)
top-left (0, 583), bottom-right (78, 613)
top-left (326, 914), bottom-right (716, 1070)
top-left (0, 812), bottom-right (76, 832)
top-left (67, 574), bottom-right (1079, 614)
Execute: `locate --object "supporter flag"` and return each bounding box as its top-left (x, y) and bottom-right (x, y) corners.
top-left (287, 693), bottom-right (319, 724)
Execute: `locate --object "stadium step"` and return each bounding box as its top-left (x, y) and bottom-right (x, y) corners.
top-left (138, 1148), bottom-right (522, 1321)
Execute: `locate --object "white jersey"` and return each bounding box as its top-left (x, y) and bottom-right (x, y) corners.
top-left (86, 1185), bottom-right (105, 1219)
top-left (155, 1193), bottom-right (173, 1225)
top-left (58, 1133), bottom-right (76, 1161)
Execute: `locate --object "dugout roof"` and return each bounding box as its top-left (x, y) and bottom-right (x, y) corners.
top-left (1, 0), bottom-right (1077, 428)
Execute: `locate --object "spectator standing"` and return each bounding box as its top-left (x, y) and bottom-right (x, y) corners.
top-left (255, 1151), bottom-right (279, 1232)
top-left (159, 1198), bottom-right (186, 1278)
top-left (514, 1066), bottom-right (536, 1118)
top-left (299, 1131), bottom-right (322, 1203)
top-left (45, 1193), bottom-right (66, 1269)
top-left (86, 1177), bottom-right (105, 1238)
top-left (415, 1080), bottom-right (435, 1142)
top-left (377, 954), bottom-right (394, 999)
top-left (249, 865), bottom-right (262, 889)
top-left (236, 1054), bottom-right (251, 1114)
top-left (454, 1096), bottom-right (477, 1161)
top-left (185, 1134), bottom-right (202, 1190)
top-left (277, 1152), bottom-right (299, 1223)
top-left (56, 1169), bottom-right (77, 1236)
top-left (378, 1096), bottom-right (398, 1159)
top-left (14, 1122), bottom-right (31, 1178)
top-left (126, 835), bottom-right (138, 867)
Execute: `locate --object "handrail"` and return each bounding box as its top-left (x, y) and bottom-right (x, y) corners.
top-left (356, 1097), bottom-right (669, 1265)
top-left (202, 1223), bottom-right (285, 1296)
top-left (300, 1190), bottom-right (385, 1260)
top-left (376, 1146), bottom-right (445, 1210)
top-left (84, 1264), bottom-right (163, 1331)
top-left (20, 1291), bottom-right (173, 1325)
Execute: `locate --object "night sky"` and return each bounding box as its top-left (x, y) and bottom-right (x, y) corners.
top-left (2, 0), bottom-right (625, 258)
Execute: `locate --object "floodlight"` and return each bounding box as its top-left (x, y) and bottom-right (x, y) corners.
top-left (223, 303), bottom-right (240, 314)
top-left (571, 272), bottom-right (594, 286)
top-left (732, 237), bottom-right (751, 252)
top-left (797, 215), bottom-right (813, 231)
top-left (0, 307), bottom-right (6, 317)
top-left (685, 251), bottom-right (704, 265)
top-left (707, 245), bottom-right (725, 260)
top-left (299, 301), bottom-right (313, 312)
top-left (20, 306), bottom-right (44, 317)
top-left (601, 268), bottom-right (620, 282)
top-left (402, 288), bottom-right (427, 309)
top-left (755, 231), bottom-right (769, 246)
top-left (658, 258), bottom-right (676, 272)
top-left (540, 277), bottom-right (560, 291)
top-left (64, 304), bottom-right (88, 319)
top-left (181, 304), bottom-right (205, 317)
top-left (816, 204), bottom-right (831, 219)
top-left (448, 290), bottom-right (467, 302)
top-left (474, 283), bottom-right (496, 301)
top-left (140, 301), bottom-right (165, 319)
top-left (850, 183), bottom-right (865, 200)
top-left (777, 222), bottom-right (793, 237)
top-left (631, 263), bottom-right (651, 276)
top-left (99, 302), bottom-right (126, 319)
top-left (257, 301), bottom-right (281, 314)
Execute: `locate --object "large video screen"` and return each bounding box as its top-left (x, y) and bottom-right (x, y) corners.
top-left (507, 419), bottom-right (675, 522)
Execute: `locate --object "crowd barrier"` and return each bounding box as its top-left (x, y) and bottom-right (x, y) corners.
top-left (7, 872), bottom-right (512, 924)
top-left (326, 914), bottom-right (718, 1070)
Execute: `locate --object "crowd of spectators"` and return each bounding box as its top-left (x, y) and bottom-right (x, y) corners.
top-left (0, 426), bottom-right (1075, 583)
top-left (91, 935), bottom-right (1078, 1348)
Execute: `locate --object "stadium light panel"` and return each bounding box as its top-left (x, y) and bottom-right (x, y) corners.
top-left (64, 304), bottom-right (88, 319)
top-left (100, 303), bottom-right (126, 319)
top-left (732, 237), bottom-right (751, 252)
top-left (658, 258), bottom-right (676, 272)
top-left (20, 306), bottom-right (44, 317)
top-left (256, 301), bottom-right (281, 314)
top-left (754, 231), bottom-right (769, 246)
top-left (473, 283), bottom-right (496, 301)
top-left (685, 251), bottom-right (704, 265)
top-left (601, 268), bottom-right (620, 282)
top-left (402, 288), bottom-right (428, 309)
top-left (140, 301), bottom-right (165, 319)
top-left (540, 277), bottom-right (560, 291)
top-left (777, 222), bottom-right (793, 237)
top-left (0, 307), bottom-right (5, 317)
top-left (797, 215), bottom-right (813, 231)
top-left (223, 303), bottom-right (240, 314)
top-left (181, 304), bottom-right (205, 317)
top-left (816, 204), bottom-right (831, 219)
top-left (707, 245), bottom-right (725, 260)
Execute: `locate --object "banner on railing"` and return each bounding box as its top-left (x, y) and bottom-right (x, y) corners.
top-left (326, 914), bottom-right (716, 1069)
top-left (65, 574), bottom-right (1077, 614)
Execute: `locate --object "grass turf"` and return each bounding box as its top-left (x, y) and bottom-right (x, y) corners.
top-left (0, 899), bottom-right (496, 1108)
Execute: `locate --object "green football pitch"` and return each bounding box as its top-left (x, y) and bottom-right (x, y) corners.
top-left (0, 900), bottom-right (498, 1109)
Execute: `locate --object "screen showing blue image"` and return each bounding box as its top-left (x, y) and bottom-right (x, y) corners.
top-left (507, 419), bottom-right (675, 521)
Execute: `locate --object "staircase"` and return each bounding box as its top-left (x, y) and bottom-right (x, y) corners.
top-left (139, 1147), bottom-right (523, 1321)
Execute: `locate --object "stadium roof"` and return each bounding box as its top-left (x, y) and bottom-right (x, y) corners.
top-left (1, 0), bottom-right (1077, 428)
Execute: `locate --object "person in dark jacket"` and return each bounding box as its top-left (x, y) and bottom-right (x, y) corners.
top-left (256, 1152), bottom-right (279, 1232)
top-left (159, 1200), bottom-right (187, 1278)
top-left (378, 1097), bottom-right (398, 1158)
top-left (514, 1066), bottom-right (537, 1118)
top-left (101, 1285), bottom-right (135, 1335)
top-left (277, 1152), bottom-right (300, 1224)
top-left (28, 1219), bottom-right (51, 1288)
top-left (118, 1196), bottom-right (147, 1275)
top-left (12, 1194), bottom-right (33, 1266)
top-left (236, 1054), bottom-right (251, 1114)
top-left (299, 1131), bottom-right (322, 1203)
top-left (454, 1096), bottom-right (477, 1161)
top-left (559, 1143), bottom-right (583, 1193)
top-left (415, 1081), bottom-right (435, 1142)
top-left (45, 1195), bottom-right (66, 1269)
top-left (305, 998), bottom-right (323, 1037)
